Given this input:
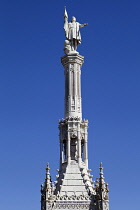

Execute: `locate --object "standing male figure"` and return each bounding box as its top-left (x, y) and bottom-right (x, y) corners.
top-left (64, 7), bottom-right (88, 51)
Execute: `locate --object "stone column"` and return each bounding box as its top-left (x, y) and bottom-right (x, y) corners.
top-left (84, 122), bottom-right (88, 168)
top-left (61, 54), bottom-right (84, 120)
top-left (67, 128), bottom-right (71, 164)
top-left (77, 122), bottom-right (81, 165)
top-left (84, 139), bottom-right (88, 168)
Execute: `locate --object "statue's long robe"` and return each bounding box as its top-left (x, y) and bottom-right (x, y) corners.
top-left (64, 21), bottom-right (82, 44)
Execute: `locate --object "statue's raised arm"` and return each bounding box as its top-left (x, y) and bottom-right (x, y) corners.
top-left (63, 7), bottom-right (88, 54)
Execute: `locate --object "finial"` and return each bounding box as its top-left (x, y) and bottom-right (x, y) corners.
top-left (46, 162), bottom-right (50, 179)
top-left (46, 162), bottom-right (50, 169)
top-left (46, 163), bottom-right (50, 172)
top-left (45, 162), bottom-right (52, 192)
top-left (99, 162), bottom-right (104, 178)
top-left (99, 162), bottom-right (105, 190)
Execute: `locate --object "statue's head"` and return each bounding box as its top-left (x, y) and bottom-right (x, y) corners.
top-left (71, 16), bottom-right (76, 22)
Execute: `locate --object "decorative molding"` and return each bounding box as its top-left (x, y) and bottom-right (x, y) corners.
top-left (53, 202), bottom-right (92, 210)
top-left (59, 116), bottom-right (81, 124)
top-left (56, 194), bottom-right (94, 201)
top-left (61, 55), bottom-right (84, 67)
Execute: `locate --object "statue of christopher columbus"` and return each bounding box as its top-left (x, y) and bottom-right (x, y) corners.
top-left (63, 7), bottom-right (88, 54)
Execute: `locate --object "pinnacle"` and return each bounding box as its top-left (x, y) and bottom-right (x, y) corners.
top-left (46, 162), bottom-right (50, 169)
top-left (99, 162), bottom-right (104, 178)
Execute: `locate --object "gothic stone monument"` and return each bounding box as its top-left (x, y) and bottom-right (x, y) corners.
top-left (41, 8), bottom-right (109, 210)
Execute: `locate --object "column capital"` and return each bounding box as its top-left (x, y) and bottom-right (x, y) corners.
top-left (61, 54), bottom-right (84, 67)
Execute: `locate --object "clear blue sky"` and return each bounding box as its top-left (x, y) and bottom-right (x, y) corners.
top-left (0, 0), bottom-right (140, 209)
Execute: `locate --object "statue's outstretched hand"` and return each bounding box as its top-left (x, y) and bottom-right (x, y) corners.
top-left (84, 23), bottom-right (88, 26)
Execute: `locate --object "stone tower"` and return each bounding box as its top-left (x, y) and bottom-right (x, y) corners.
top-left (41, 8), bottom-right (109, 210)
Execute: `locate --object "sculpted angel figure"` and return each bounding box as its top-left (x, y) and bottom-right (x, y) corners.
top-left (64, 7), bottom-right (88, 52)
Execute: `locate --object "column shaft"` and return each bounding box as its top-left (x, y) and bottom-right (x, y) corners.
top-left (84, 131), bottom-right (88, 168)
top-left (77, 123), bottom-right (81, 164)
top-left (67, 130), bottom-right (71, 164)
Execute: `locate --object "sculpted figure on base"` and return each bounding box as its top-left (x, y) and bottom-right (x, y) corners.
top-left (64, 7), bottom-right (88, 53)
